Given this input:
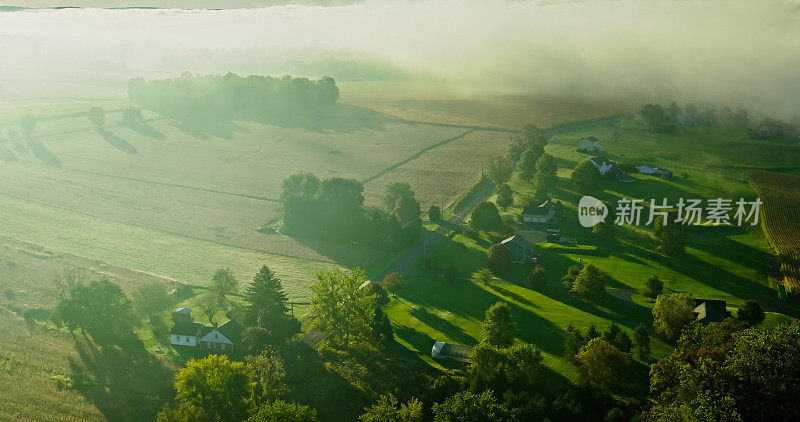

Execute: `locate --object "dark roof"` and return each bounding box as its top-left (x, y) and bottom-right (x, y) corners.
top-left (216, 319), bottom-right (244, 342)
top-left (590, 156), bottom-right (611, 163)
top-left (170, 321), bottom-right (204, 336)
top-left (522, 199), bottom-right (559, 216)
top-left (693, 299), bottom-right (727, 324)
top-left (440, 343), bottom-right (474, 358)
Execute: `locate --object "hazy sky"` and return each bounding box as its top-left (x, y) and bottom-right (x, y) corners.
top-left (1, 0), bottom-right (799, 115)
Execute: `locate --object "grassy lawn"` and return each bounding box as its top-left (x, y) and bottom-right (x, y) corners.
top-left (386, 275), bottom-right (672, 384)
top-left (384, 117), bottom-right (799, 391)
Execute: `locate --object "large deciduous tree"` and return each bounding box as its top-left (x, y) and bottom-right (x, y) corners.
top-left (132, 280), bottom-right (176, 324)
top-left (652, 293), bottom-right (696, 343)
top-left (470, 201), bottom-right (502, 231)
top-left (173, 355), bottom-right (255, 422)
top-left (311, 268), bottom-right (376, 349)
top-left (432, 391), bottom-right (513, 422)
top-left (358, 394), bottom-right (423, 422)
top-left (51, 279), bottom-right (134, 343)
top-left (485, 155), bottom-right (513, 186)
top-left (575, 338), bottom-right (630, 394)
top-left (481, 301), bottom-right (515, 348)
top-left (569, 263), bottom-right (606, 300)
top-left (571, 160), bottom-right (600, 193)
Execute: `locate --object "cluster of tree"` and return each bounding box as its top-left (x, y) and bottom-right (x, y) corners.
top-left (507, 124), bottom-right (547, 163)
top-left (645, 320), bottom-right (800, 421)
top-left (281, 173), bottom-right (420, 250)
top-left (158, 353), bottom-right (318, 422)
top-left (128, 73), bottom-right (339, 127)
top-left (562, 263), bottom-right (606, 301)
top-left (652, 292), bottom-right (766, 345)
top-left (51, 278), bottom-right (136, 344)
top-left (310, 268), bottom-right (393, 351)
top-left (564, 322), bottom-right (651, 394)
top-left (746, 116), bottom-right (799, 141)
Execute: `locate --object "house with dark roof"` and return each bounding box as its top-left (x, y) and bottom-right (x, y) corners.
top-left (199, 319), bottom-right (244, 354)
top-left (500, 234), bottom-right (534, 264)
top-left (168, 307), bottom-right (243, 353)
top-left (521, 200), bottom-right (564, 224)
top-left (693, 299), bottom-right (729, 325)
top-left (431, 341), bottom-right (473, 363)
top-left (170, 321), bottom-right (205, 347)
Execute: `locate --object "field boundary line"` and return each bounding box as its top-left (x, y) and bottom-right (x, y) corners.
top-left (361, 129), bottom-right (477, 184)
top-left (12, 158), bottom-right (281, 204)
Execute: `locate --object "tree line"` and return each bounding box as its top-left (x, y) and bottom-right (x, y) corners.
top-left (128, 72), bottom-right (340, 128)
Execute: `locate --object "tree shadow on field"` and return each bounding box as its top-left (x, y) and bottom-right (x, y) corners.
top-left (124, 121), bottom-right (164, 140)
top-left (68, 337), bottom-right (175, 422)
top-left (166, 103), bottom-right (395, 139)
top-left (98, 128), bottom-right (138, 154)
top-left (0, 142), bottom-right (16, 162)
top-left (409, 306), bottom-right (476, 346)
top-left (24, 138), bottom-right (61, 167)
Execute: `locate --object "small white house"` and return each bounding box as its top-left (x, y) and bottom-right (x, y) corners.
top-left (577, 137), bottom-right (603, 153)
top-left (638, 164), bottom-right (672, 177)
top-left (170, 321), bottom-right (204, 346)
top-left (638, 164), bottom-right (660, 174)
top-left (589, 156), bottom-right (614, 175)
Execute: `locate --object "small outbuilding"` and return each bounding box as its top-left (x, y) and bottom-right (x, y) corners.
top-left (693, 299), bottom-right (729, 325)
top-left (500, 234), bottom-right (535, 264)
top-left (431, 341), bottom-right (474, 363)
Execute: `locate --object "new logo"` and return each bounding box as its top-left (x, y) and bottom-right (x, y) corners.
top-left (578, 196), bottom-right (608, 227)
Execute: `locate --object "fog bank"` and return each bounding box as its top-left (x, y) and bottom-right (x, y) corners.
top-left (1, 0), bottom-right (799, 115)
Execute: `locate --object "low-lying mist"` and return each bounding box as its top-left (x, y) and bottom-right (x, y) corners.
top-left (0, 0), bottom-right (799, 116)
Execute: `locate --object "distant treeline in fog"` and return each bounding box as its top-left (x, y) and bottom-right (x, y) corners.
top-left (127, 73), bottom-right (340, 126)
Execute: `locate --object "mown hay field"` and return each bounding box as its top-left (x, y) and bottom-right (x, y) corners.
top-left (363, 130), bottom-right (511, 212)
top-left (0, 192), bottom-right (334, 305)
top-left (748, 170), bottom-right (800, 291)
top-left (0, 106), bottom-right (465, 262)
top-left (339, 82), bottom-right (639, 129)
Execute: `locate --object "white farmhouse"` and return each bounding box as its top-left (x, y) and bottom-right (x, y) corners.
top-left (198, 320), bottom-right (244, 354)
top-left (170, 321), bottom-right (205, 346)
top-left (588, 156), bottom-right (614, 175)
top-left (577, 137), bottom-right (603, 153)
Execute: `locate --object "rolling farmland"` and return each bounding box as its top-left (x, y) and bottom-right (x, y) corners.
top-left (748, 170), bottom-right (800, 291)
top-left (363, 130), bottom-right (512, 212)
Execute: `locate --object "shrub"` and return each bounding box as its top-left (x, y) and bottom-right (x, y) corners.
top-left (641, 275), bottom-right (663, 300)
top-left (382, 272), bottom-right (405, 293)
top-left (485, 243), bottom-right (512, 274)
top-left (527, 266), bottom-right (548, 290)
